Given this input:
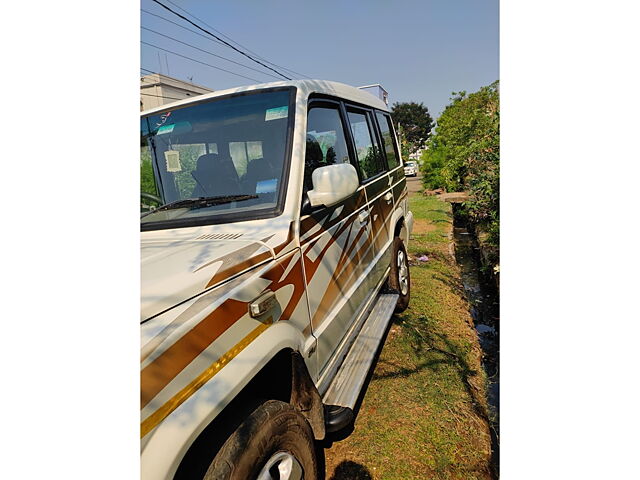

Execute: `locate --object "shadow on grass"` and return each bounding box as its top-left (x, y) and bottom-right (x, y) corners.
top-left (381, 313), bottom-right (497, 478)
top-left (431, 272), bottom-right (468, 301)
top-left (426, 206), bottom-right (453, 218)
top-left (329, 460), bottom-right (373, 480)
top-left (378, 315), bottom-right (491, 428)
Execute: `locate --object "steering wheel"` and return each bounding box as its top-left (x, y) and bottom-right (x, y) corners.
top-left (141, 192), bottom-right (162, 204)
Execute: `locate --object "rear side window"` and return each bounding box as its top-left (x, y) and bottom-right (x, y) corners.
top-left (376, 112), bottom-right (400, 169)
top-left (304, 105), bottom-right (351, 192)
top-left (347, 110), bottom-right (385, 180)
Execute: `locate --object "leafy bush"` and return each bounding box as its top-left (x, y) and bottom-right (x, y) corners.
top-left (421, 81), bottom-right (500, 256)
top-left (420, 141), bottom-right (447, 190)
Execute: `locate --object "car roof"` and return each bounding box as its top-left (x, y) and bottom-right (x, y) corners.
top-left (140, 79), bottom-right (390, 116)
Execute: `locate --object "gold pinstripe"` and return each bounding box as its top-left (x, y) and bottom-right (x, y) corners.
top-left (140, 318), bottom-right (273, 438)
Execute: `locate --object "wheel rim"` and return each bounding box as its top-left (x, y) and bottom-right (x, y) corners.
top-left (257, 451), bottom-right (304, 480)
top-left (397, 249), bottom-right (409, 296)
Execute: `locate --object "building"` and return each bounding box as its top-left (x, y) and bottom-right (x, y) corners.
top-left (140, 73), bottom-right (213, 111)
top-left (409, 147), bottom-right (427, 164)
top-left (358, 84), bottom-right (389, 106)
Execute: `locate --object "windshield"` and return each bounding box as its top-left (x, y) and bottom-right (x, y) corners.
top-left (141, 88), bottom-right (294, 229)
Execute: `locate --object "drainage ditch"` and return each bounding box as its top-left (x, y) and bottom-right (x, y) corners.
top-left (452, 207), bottom-right (500, 477)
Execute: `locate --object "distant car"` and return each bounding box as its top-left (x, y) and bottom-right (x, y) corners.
top-left (404, 161), bottom-right (418, 177)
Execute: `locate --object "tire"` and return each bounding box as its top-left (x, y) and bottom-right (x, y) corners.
top-left (204, 400), bottom-right (320, 480)
top-left (388, 237), bottom-right (411, 313)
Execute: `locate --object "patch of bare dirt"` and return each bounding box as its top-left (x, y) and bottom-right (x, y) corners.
top-left (412, 218), bottom-right (437, 235)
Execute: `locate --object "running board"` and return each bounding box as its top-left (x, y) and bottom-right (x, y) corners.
top-left (323, 293), bottom-right (398, 419)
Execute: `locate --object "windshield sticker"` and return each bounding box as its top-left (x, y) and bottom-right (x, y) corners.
top-left (265, 106), bottom-right (288, 121)
top-left (256, 178), bottom-right (278, 194)
top-left (164, 150), bottom-right (182, 172)
top-left (157, 124), bottom-right (175, 135)
top-left (156, 111), bottom-right (172, 126)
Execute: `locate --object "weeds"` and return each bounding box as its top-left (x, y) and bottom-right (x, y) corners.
top-left (324, 195), bottom-right (492, 480)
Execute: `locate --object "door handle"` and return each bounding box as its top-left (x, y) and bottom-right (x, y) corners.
top-left (384, 192), bottom-right (393, 203)
top-left (358, 210), bottom-right (369, 224)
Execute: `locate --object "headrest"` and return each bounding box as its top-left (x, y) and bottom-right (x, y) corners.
top-left (305, 135), bottom-right (323, 163)
top-left (195, 153), bottom-right (222, 172)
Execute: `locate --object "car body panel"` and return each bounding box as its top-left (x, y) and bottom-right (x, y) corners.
top-left (140, 79), bottom-right (411, 480)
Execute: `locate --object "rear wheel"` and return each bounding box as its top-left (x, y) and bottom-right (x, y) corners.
top-left (388, 237), bottom-right (411, 313)
top-left (204, 400), bottom-right (320, 480)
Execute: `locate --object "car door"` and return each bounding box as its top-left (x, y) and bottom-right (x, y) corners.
top-left (345, 106), bottom-right (393, 291)
top-left (299, 99), bottom-right (375, 374)
top-left (376, 111), bottom-right (408, 218)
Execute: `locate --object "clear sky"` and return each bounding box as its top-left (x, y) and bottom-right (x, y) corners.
top-left (141, 0), bottom-right (498, 117)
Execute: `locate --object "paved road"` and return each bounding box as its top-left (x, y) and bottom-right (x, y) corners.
top-left (405, 173), bottom-right (422, 194)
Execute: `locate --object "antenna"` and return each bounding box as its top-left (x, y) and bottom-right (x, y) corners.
top-left (165, 53), bottom-right (170, 76)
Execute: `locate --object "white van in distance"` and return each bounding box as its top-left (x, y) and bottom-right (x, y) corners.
top-left (141, 79), bottom-right (413, 480)
top-left (404, 160), bottom-right (418, 177)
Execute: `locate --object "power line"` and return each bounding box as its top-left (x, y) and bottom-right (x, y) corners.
top-left (141, 41), bottom-right (262, 83)
top-left (159, 0), bottom-right (308, 78)
top-left (141, 9), bottom-right (225, 47)
top-left (149, 0), bottom-right (291, 80)
top-left (141, 9), bottom-right (287, 80)
top-left (141, 26), bottom-right (282, 81)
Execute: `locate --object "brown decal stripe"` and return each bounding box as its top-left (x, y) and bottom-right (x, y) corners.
top-left (311, 221), bottom-right (371, 327)
top-left (364, 174), bottom-right (389, 200)
top-left (141, 251), bottom-right (307, 422)
top-left (370, 202), bottom-right (388, 251)
top-left (337, 221), bottom-right (368, 274)
top-left (302, 212), bottom-right (373, 328)
top-left (140, 297), bottom-right (247, 409)
top-left (204, 251), bottom-right (271, 289)
top-left (141, 273), bottom-right (250, 363)
top-left (303, 215), bottom-right (356, 281)
top-left (392, 179), bottom-right (407, 201)
top-left (261, 252), bottom-right (307, 320)
top-left (273, 222), bottom-right (296, 255)
top-left (300, 190), bottom-right (366, 244)
top-left (141, 319), bottom-right (272, 438)
top-left (193, 235), bottom-right (275, 289)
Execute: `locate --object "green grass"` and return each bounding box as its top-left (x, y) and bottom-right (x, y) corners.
top-left (324, 194), bottom-right (492, 480)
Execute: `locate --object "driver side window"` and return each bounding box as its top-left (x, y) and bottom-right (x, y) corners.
top-left (304, 104), bottom-right (350, 193)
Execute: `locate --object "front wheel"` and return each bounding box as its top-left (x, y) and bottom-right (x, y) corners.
top-left (204, 400), bottom-right (320, 480)
top-left (387, 237), bottom-right (411, 313)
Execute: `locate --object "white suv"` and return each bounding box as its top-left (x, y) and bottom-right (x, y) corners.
top-left (404, 160), bottom-right (418, 177)
top-left (140, 80), bottom-right (413, 480)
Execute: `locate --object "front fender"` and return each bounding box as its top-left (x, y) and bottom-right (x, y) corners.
top-left (141, 320), bottom-right (306, 480)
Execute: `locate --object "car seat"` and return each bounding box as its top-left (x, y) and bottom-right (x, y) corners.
top-left (191, 153), bottom-right (239, 198)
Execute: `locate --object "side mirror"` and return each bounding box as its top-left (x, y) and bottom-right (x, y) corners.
top-left (307, 163), bottom-right (359, 207)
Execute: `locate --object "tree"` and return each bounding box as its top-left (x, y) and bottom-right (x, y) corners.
top-left (390, 102), bottom-right (434, 154)
top-left (422, 81), bottom-right (500, 260)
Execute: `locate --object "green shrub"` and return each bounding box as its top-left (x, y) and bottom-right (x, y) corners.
top-left (421, 81), bottom-right (500, 258)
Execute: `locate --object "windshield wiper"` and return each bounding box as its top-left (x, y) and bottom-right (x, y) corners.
top-left (142, 194), bottom-right (259, 217)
